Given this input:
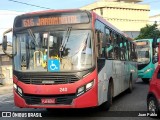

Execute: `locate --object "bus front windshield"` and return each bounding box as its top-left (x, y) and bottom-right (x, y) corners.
top-left (136, 45), bottom-right (150, 64)
top-left (13, 29), bottom-right (94, 72)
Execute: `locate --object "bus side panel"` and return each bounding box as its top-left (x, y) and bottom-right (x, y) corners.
top-left (112, 60), bottom-right (123, 97)
top-left (130, 62), bottom-right (138, 82)
top-left (98, 60), bottom-right (111, 105)
top-left (114, 60), bottom-right (126, 94)
top-left (124, 61), bottom-right (130, 90)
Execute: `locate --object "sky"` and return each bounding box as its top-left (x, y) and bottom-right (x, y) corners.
top-left (0, 0), bottom-right (160, 43)
top-left (0, 0), bottom-right (158, 14)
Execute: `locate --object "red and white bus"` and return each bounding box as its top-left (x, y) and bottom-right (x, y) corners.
top-left (2, 9), bottom-right (137, 110)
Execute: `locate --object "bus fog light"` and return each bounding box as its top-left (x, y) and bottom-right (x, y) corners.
top-left (17, 87), bottom-right (23, 96)
top-left (86, 81), bottom-right (94, 91)
top-left (13, 83), bottom-right (17, 90)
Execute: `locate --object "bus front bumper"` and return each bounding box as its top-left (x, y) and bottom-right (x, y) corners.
top-left (138, 69), bottom-right (154, 79)
top-left (13, 84), bottom-right (98, 109)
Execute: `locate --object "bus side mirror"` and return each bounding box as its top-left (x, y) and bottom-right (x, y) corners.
top-left (2, 28), bottom-right (12, 58)
top-left (152, 37), bottom-right (158, 48)
top-left (153, 55), bottom-right (158, 64)
top-left (2, 35), bottom-right (8, 51)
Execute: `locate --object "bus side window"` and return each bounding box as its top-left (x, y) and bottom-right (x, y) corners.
top-left (126, 41), bottom-right (130, 60)
top-left (124, 39), bottom-right (128, 61)
top-left (118, 36), bottom-right (122, 60)
top-left (107, 31), bottom-right (114, 59)
top-left (130, 43), bottom-right (137, 61)
top-left (96, 29), bottom-right (106, 59)
top-left (114, 34), bottom-right (119, 60)
top-left (129, 42), bottom-right (132, 61)
top-left (95, 30), bottom-right (101, 58)
top-left (101, 32), bottom-right (106, 58)
top-left (105, 28), bottom-right (110, 58)
top-left (121, 37), bottom-right (125, 61)
top-left (127, 41), bottom-right (131, 60)
top-left (132, 43), bottom-right (137, 61)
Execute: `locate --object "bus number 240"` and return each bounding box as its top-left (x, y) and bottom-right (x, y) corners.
top-left (59, 87), bottom-right (68, 92)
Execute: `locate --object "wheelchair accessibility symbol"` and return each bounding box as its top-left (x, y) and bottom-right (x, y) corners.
top-left (48, 59), bottom-right (60, 72)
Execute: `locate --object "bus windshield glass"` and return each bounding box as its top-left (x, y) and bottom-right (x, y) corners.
top-left (136, 42), bottom-right (150, 64)
top-left (13, 29), bottom-right (94, 72)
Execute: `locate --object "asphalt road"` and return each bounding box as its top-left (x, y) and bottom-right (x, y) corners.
top-left (0, 79), bottom-right (157, 120)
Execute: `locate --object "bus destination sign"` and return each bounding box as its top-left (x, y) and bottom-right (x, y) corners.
top-left (15, 12), bottom-right (89, 28)
top-left (135, 41), bottom-right (148, 46)
top-left (22, 16), bottom-right (78, 27)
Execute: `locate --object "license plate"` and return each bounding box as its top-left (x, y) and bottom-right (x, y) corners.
top-left (41, 98), bottom-right (55, 104)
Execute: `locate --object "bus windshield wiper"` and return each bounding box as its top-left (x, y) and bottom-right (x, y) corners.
top-left (28, 29), bottom-right (36, 43)
top-left (59, 27), bottom-right (72, 57)
top-left (26, 29), bottom-right (36, 69)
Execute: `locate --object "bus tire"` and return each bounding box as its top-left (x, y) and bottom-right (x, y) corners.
top-left (127, 75), bottom-right (133, 93)
top-left (101, 82), bottom-right (113, 111)
top-left (142, 78), bottom-right (150, 83)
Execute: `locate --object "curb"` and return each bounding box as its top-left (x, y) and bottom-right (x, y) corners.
top-left (0, 84), bottom-right (13, 95)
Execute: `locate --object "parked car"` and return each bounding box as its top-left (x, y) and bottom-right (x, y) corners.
top-left (147, 50), bottom-right (160, 117)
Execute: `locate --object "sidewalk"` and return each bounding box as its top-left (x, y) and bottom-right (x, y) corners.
top-left (0, 84), bottom-right (13, 95)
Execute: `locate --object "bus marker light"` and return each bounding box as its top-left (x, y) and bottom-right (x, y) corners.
top-left (13, 83), bottom-right (17, 90)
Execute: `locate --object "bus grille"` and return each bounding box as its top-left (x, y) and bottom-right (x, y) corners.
top-left (19, 75), bottom-right (80, 85)
top-left (23, 94), bottom-right (75, 105)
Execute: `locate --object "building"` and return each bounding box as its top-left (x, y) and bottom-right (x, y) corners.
top-left (0, 43), bottom-right (12, 85)
top-left (80, 0), bottom-right (150, 38)
top-left (149, 14), bottom-right (160, 30)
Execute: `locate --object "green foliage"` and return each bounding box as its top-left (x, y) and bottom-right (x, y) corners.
top-left (135, 23), bottom-right (160, 40)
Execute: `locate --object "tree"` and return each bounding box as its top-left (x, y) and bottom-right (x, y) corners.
top-left (135, 23), bottom-right (160, 40)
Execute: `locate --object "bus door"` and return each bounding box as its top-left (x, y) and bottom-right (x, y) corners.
top-left (111, 33), bottom-right (123, 95)
top-left (96, 29), bottom-right (108, 105)
top-left (114, 35), bottom-right (127, 93)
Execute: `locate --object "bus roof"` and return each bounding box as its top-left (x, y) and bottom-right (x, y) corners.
top-left (24, 9), bottom-right (80, 15)
top-left (134, 39), bottom-right (153, 41)
top-left (135, 38), bottom-right (160, 42)
top-left (15, 9), bottom-right (133, 41)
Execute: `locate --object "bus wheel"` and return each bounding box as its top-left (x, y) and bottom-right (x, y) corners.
top-left (101, 82), bottom-right (113, 111)
top-left (142, 78), bottom-right (149, 83)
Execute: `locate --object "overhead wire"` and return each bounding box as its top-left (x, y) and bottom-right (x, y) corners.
top-left (8, 0), bottom-right (52, 9)
top-left (1, 0), bottom-right (159, 24)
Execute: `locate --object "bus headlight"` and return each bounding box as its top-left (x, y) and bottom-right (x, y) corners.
top-left (77, 80), bottom-right (94, 97)
top-left (17, 87), bottom-right (23, 97)
top-left (13, 83), bottom-right (23, 97)
top-left (86, 81), bottom-right (94, 91)
top-left (145, 68), bottom-right (153, 73)
top-left (77, 86), bottom-right (85, 96)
